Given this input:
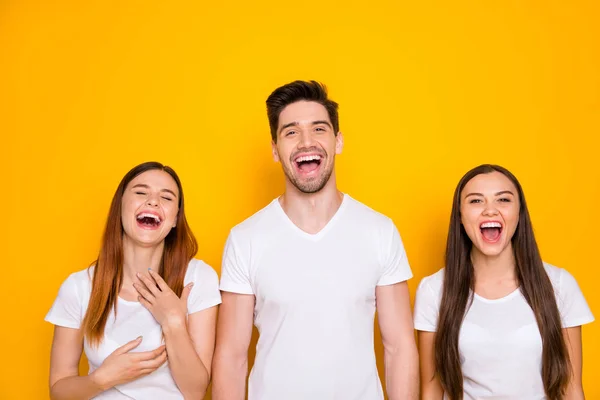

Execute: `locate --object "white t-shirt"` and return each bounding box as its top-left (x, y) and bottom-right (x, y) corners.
top-left (414, 263), bottom-right (594, 400)
top-left (45, 258), bottom-right (222, 400)
top-left (220, 194), bottom-right (413, 400)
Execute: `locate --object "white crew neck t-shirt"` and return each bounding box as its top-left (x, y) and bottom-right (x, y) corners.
top-left (414, 263), bottom-right (594, 400)
top-left (45, 259), bottom-right (222, 400)
top-left (220, 194), bottom-right (413, 400)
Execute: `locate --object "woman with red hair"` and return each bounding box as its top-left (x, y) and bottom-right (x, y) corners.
top-left (46, 161), bottom-right (221, 399)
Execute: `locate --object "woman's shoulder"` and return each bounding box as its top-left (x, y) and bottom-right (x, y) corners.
top-left (543, 261), bottom-right (582, 295)
top-left (61, 266), bottom-right (94, 288)
top-left (543, 261), bottom-right (573, 289)
top-left (185, 258), bottom-right (219, 283)
top-left (417, 268), bottom-right (445, 293)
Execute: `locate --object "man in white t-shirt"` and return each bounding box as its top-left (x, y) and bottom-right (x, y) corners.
top-left (212, 80), bottom-right (419, 400)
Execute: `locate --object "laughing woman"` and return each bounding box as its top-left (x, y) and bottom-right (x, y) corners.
top-left (45, 162), bottom-right (221, 399)
top-left (414, 164), bottom-right (594, 400)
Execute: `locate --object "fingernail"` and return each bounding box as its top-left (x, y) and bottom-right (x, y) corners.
top-left (136, 272), bottom-right (140, 277)
top-left (189, 283), bottom-right (194, 287)
top-left (137, 336), bottom-right (143, 340)
top-left (148, 268), bottom-right (152, 271)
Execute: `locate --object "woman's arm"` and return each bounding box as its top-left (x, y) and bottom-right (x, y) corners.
top-left (417, 331), bottom-right (444, 400)
top-left (49, 326), bottom-right (104, 400)
top-left (49, 326), bottom-right (167, 400)
top-left (564, 326), bottom-right (585, 399)
top-left (135, 268), bottom-right (218, 399)
top-left (162, 306), bottom-right (218, 399)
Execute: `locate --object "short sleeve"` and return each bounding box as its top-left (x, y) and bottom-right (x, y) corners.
top-left (413, 276), bottom-right (440, 332)
top-left (377, 220), bottom-right (413, 286)
top-left (187, 261), bottom-right (222, 315)
top-left (44, 273), bottom-right (83, 329)
top-left (557, 269), bottom-right (594, 328)
top-left (219, 231), bottom-right (254, 294)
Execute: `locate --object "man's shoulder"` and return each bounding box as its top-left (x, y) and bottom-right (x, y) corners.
top-left (230, 198), bottom-right (281, 239)
top-left (343, 194), bottom-right (395, 228)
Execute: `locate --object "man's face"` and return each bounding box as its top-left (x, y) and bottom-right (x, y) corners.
top-left (272, 101), bottom-right (343, 193)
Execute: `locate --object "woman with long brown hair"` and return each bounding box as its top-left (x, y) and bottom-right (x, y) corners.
top-left (45, 161), bottom-right (221, 399)
top-left (414, 164), bottom-right (594, 399)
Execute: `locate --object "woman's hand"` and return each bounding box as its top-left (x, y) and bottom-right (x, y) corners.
top-left (134, 269), bottom-right (193, 329)
top-left (90, 337), bottom-right (167, 390)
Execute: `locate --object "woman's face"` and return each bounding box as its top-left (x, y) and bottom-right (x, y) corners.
top-left (121, 169), bottom-right (180, 247)
top-left (460, 171), bottom-right (520, 258)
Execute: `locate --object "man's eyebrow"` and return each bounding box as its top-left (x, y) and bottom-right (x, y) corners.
top-left (279, 121), bottom-right (299, 132)
top-left (279, 120), bottom-right (332, 133)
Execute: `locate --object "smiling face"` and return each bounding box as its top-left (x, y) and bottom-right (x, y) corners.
top-left (272, 100), bottom-right (343, 193)
top-left (121, 169), bottom-right (180, 247)
top-left (460, 171), bottom-right (521, 258)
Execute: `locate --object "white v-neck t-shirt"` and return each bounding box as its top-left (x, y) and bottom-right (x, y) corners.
top-left (45, 259), bottom-right (222, 399)
top-left (220, 194), bottom-right (413, 400)
top-left (414, 263), bottom-right (594, 400)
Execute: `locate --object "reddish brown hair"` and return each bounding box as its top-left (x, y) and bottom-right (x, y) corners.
top-left (435, 164), bottom-right (570, 399)
top-left (82, 162), bottom-right (198, 346)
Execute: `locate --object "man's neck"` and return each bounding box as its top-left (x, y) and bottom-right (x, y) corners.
top-left (279, 182), bottom-right (344, 235)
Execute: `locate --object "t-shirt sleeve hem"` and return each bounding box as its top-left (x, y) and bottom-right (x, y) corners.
top-left (563, 315), bottom-right (595, 328)
top-left (219, 282), bottom-right (254, 295)
top-left (414, 322), bottom-right (437, 332)
top-left (188, 297), bottom-right (222, 315)
top-left (376, 271), bottom-right (413, 286)
top-left (44, 315), bottom-right (80, 329)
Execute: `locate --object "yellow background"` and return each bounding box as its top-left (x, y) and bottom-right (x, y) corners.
top-left (1, 0), bottom-right (598, 398)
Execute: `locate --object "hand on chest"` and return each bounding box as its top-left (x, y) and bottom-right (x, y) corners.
top-left (85, 302), bottom-right (163, 367)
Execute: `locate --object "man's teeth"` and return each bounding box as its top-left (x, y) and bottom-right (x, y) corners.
top-left (295, 155), bottom-right (322, 162)
top-left (137, 213), bottom-right (161, 223)
top-left (480, 222), bottom-right (501, 229)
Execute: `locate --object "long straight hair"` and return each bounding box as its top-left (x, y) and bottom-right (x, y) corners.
top-left (82, 162), bottom-right (198, 346)
top-left (435, 164), bottom-right (570, 399)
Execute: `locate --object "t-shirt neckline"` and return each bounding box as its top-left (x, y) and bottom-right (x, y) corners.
top-left (473, 287), bottom-right (521, 304)
top-left (272, 193), bottom-right (349, 241)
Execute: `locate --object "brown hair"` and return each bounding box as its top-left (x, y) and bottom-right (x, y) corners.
top-left (435, 164), bottom-right (570, 399)
top-left (266, 80), bottom-right (339, 142)
top-left (82, 161), bottom-right (198, 346)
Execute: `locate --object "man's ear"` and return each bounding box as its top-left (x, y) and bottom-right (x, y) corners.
top-left (272, 140), bottom-right (280, 162)
top-left (335, 131), bottom-right (344, 155)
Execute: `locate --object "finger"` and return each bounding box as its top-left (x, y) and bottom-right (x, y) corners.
top-left (138, 368), bottom-right (160, 377)
top-left (114, 336), bottom-right (143, 355)
top-left (147, 268), bottom-right (168, 292)
top-left (138, 295), bottom-right (152, 310)
top-left (181, 282), bottom-right (194, 303)
top-left (133, 283), bottom-right (155, 304)
top-left (136, 355), bottom-right (167, 378)
top-left (136, 272), bottom-right (161, 296)
top-left (139, 348), bottom-right (168, 369)
top-left (132, 345), bottom-right (166, 361)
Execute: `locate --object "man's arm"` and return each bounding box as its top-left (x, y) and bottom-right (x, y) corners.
top-left (212, 292), bottom-right (255, 400)
top-left (377, 281), bottom-right (419, 400)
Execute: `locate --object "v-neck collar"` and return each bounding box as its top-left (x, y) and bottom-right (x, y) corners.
top-left (272, 193), bottom-right (349, 241)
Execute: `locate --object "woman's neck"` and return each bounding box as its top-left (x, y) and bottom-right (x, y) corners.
top-left (121, 235), bottom-right (164, 286)
top-left (471, 243), bottom-right (516, 282)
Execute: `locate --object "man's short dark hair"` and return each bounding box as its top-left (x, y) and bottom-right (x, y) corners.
top-left (266, 80), bottom-right (339, 142)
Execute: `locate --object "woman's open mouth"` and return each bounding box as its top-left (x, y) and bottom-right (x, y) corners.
top-left (480, 221), bottom-right (502, 243)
